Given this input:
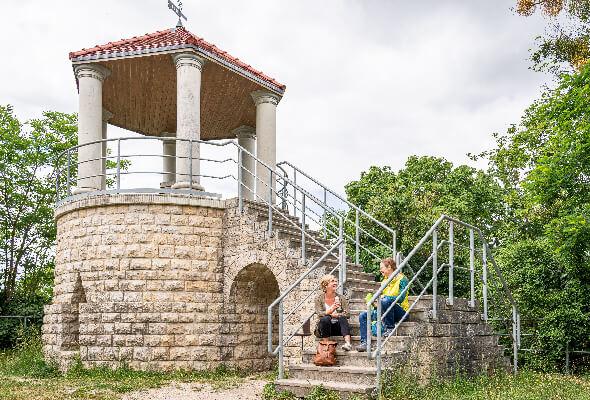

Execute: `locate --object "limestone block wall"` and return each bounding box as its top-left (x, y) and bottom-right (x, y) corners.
top-left (43, 194), bottom-right (316, 371)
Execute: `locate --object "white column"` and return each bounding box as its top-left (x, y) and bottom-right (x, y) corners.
top-left (251, 90), bottom-right (280, 203)
top-left (101, 109), bottom-right (113, 190)
top-left (233, 126), bottom-right (256, 200)
top-left (171, 52), bottom-right (205, 190)
top-left (73, 64), bottom-right (110, 194)
top-left (160, 132), bottom-right (176, 188)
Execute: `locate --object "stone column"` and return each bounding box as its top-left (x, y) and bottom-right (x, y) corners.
top-left (171, 52), bottom-right (205, 190)
top-left (101, 110), bottom-right (113, 190)
top-left (251, 90), bottom-right (281, 203)
top-left (73, 64), bottom-right (110, 194)
top-left (160, 132), bottom-right (176, 188)
top-left (233, 126), bottom-right (256, 200)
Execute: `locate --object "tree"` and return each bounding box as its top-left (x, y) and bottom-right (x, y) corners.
top-left (516, 0), bottom-right (590, 73)
top-left (0, 105), bottom-right (77, 306)
top-left (481, 64), bottom-right (590, 369)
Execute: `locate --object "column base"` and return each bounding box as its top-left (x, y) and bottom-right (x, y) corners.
top-left (71, 187), bottom-right (100, 195)
top-left (171, 181), bottom-right (205, 191)
top-left (160, 181), bottom-right (174, 189)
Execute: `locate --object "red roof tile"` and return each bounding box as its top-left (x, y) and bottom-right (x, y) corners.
top-left (69, 27), bottom-right (285, 93)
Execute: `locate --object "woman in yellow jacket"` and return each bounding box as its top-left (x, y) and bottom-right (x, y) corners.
top-left (356, 257), bottom-right (409, 352)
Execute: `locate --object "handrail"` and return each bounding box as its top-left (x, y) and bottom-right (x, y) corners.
top-left (364, 214), bottom-right (521, 397)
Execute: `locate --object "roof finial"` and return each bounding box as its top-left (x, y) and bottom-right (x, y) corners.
top-left (168, 0), bottom-right (187, 29)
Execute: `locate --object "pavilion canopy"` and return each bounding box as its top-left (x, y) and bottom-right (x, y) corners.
top-left (69, 27), bottom-right (285, 139)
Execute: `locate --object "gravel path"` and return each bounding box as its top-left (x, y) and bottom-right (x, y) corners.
top-left (121, 379), bottom-right (267, 400)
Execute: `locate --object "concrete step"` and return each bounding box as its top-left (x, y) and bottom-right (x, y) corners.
top-left (275, 378), bottom-right (374, 399)
top-left (288, 363), bottom-right (377, 386)
top-left (302, 348), bottom-right (407, 367)
top-left (345, 278), bottom-right (381, 292)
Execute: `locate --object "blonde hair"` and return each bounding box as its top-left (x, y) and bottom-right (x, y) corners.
top-left (319, 274), bottom-right (337, 292)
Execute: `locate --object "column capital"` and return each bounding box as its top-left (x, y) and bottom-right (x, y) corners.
top-left (251, 90), bottom-right (281, 106)
top-left (74, 63), bottom-right (111, 82)
top-left (172, 52), bottom-right (206, 71)
top-left (102, 109), bottom-right (114, 122)
top-left (232, 125), bottom-right (256, 140)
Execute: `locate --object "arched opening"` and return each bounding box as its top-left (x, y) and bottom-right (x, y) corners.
top-left (228, 263), bottom-right (280, 371)
top-left (61, 273), bottom-right (86, 350)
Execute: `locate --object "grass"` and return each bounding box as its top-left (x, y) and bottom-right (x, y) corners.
top-left (2, 330), bottom-right (590, 399)
top-left (0, 328), bottom-right (256, 400)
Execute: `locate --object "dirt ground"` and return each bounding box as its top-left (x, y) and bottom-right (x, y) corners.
top-left (121, 379), bottom-right (267, 400)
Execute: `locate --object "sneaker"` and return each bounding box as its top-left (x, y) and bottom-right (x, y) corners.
top-left (383, 328), bottom-right (395, 337)
top-left (355, 342), bottom-right (368, 352)
top-left (342, 342), bottom-right (352, 351)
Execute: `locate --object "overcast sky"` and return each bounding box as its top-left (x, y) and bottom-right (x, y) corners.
top-left (1, 0), bottom-right (552, 197)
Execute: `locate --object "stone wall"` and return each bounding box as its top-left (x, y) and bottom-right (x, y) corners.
top-left (43, 194), bottom-right (318, 371)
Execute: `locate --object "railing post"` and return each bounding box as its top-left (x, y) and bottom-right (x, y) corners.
top-left (432, 228), bottom-right (438, 319)
top-left (293, 169), bottom-right (297, 217)
top-left (66, 149), bottom-right (71, 196)
top-left (512, 305), bottom-right (518, 374)
top-left (301, 194), bottom-right (306, 263)
top-left (393, 230), bottom-right (397, 258)
top-left (448, 221), bottom-right (454, 306)
top-left (268, 170), bottom-right (273, 236)
top-left (469, 229), bottom-right (475, 308)
top-left (376, 296), bottom-right (382, 396)
top-left (189, 138), bottom-right (193, 189)
top-left (116, 138), bottom-right (121, 191)
top-left (323, 188), bottom-right (327, 239)
top-left (355, 209), bottom-right (360, 265)
top-left (565, 341), bottom-right (570, 375)
top-left (482, 243), bottom-right (489, 321)
top-left (237, 148), bottom-right (243, 213)
top-left (278, 301), bottom-right (284, 379)
top-left (339, 217), bottom-right (346, 287)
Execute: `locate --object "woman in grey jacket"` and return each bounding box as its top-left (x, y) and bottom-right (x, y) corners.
top-left (314, 275), bottom-right (352, 351)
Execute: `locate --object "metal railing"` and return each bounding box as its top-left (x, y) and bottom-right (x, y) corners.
top-left (365, 215), bottom-right (521, 397)
top-left (54, 136), bottom-right (348, 380)
top-left (276, 162), bottom-right (398, 267)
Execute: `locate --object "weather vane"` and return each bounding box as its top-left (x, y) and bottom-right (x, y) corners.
top-left (168, 0), bottom-right (187, 28)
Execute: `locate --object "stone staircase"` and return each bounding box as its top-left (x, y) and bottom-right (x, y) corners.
top-left (243, 201), bottom-right (510, 399)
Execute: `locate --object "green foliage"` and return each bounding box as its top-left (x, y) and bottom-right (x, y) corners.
top-left (0, 326), bottom-right (58, 378)
top-left (0, 105), bottom-right (77, 347)
top-left (342, 156), bottom-right (503, 278)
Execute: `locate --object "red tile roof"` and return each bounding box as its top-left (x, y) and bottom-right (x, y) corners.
top-left (69, 27), bottom-right (285, 93)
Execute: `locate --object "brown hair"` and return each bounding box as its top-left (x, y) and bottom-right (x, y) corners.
top-left (319, 274), bottom-right (337, 292)
top-left (381, 257), bottom-right (396, 271)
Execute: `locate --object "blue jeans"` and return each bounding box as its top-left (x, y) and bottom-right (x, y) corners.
top-left (359, 297), bottom-right (406, 343)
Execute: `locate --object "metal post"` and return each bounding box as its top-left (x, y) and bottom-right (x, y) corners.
top-left (512, 305), bottom-right (518, 373)
top-left (517, 312), bottom-right (521, 347)
top-left (376, 296), bottom-right (382, 397)
top-left (278, 302), bottom-right (284, 379)
top-left (339, 217), bottom-right (346, 286)
top-left (189, 139), bottom-right (193, 189)
top-left (482, 243), bottom-right (489, 321)
top-left (293, 169), bottom-right (297, 217)
top-left (355, 209), bottom-right (360, 265)
top-left (323, 188), bottom-right (327, 239)
top-left (116, 138), bottom-right (121, 190)
top-left (237, 148), bottom-right (243, 213)
top-left (268, 170), bottom-right (273, 236)
top-left (448, 221), bottom-right (454, 306)
top-left (469, 229), bottom-right (475, 308)
top-left (565, 341), bottom-right (570, 375)
top-left (23, 317), bottom-right (27, 330)
top-left (432, 229), bottom-right (438, 319)
top-left (393, 231), bottom-right (397, 258)
top-left (66, 149), bottom-right (71, 196)
top-left (301, 194), bottom-right (306, 263)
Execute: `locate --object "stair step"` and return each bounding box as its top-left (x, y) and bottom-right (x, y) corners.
top-left (302, 348), bottom-right (407, 367)
top-left (288, 363), bottom-right (377, 386)
top-left (275, 378), bottom-right (374, 399)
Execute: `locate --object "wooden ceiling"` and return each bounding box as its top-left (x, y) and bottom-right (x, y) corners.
top-left (96, 53), bottom-right (262, 139)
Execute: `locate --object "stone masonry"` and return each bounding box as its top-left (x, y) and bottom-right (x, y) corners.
top-left (42, 193), bottom-right (317, 371)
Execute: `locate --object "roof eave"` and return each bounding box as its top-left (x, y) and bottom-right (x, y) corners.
top-left (70, 44), bottom-right (285, 96)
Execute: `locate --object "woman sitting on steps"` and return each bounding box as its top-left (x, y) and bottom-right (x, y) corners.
top-left (314, 275), bottom-right (352, 351)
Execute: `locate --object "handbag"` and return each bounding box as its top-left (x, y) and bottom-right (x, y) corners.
top-left (312, 339), bottom-right (338, 366)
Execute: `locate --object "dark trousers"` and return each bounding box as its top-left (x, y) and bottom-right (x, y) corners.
top-left (318, 315), bottom-right (351, 338)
